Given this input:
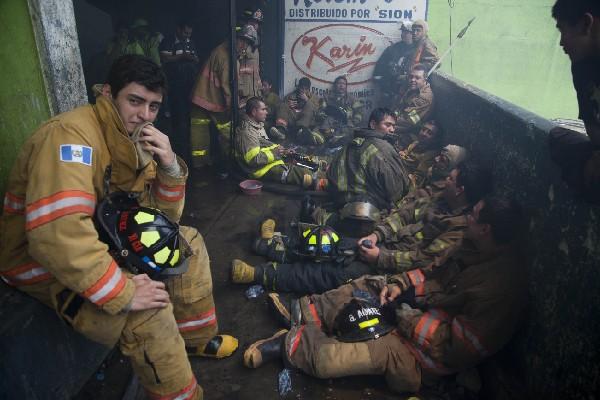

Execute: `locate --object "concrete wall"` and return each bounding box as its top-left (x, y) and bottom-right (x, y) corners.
top-left (427, 0), bottom-right (577, 120)
top-left (431, 71), bottom-right (600, 399)
top-left (0, 0), bottom-right (51, 197)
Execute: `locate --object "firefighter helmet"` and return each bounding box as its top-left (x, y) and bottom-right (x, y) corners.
top-left (237, 24), bottom-right (258, 46)
top-left (95, 192), bottom-right (189, 279)
top-left (333, 298), bottom-right (395, 342)
top-left (244, 8), bottom-right (264, 23)
top-left (298, 225), bottom-right (340, 260)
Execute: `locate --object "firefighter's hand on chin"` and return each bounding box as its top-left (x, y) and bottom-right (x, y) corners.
top-left (130, 274), bottom-right (171, 311)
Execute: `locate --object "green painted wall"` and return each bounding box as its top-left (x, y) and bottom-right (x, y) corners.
top-left (427, 0), bottom-right (577, 120)
top-left (0, 0), bottom-right (50, 197)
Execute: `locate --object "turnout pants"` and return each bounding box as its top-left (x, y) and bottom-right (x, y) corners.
top-left (264, 258), bottom-right (375, 295)
top-left (263, 164), bottom-right (310, 186)
top-left (284, 276), bottom-right (422, 393)
top-left (190, 106), bottom-right (231, 169)
top-left (22, 226), bottom-right (219, 400)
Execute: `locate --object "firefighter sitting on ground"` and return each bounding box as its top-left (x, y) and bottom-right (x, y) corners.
top-left (235, 97), bottom-right (328, 189)
top-left (393, 64), bottom-right (435, 148)
top-left (242, 196), bottom-right (528, 398)
top-left (231, 160), bottom-right (492, 296)
top-left (269, 77), bottom-right (319, 143)
top-left (398, 120), bottom-right (444, 190)
top-left (0, 55), bottom-right (238, 400)
top-left (314, 75), bottom-right (365, 146)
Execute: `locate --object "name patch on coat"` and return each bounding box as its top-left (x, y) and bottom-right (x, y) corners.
top-left (60, 144), bottom-right (93, 166)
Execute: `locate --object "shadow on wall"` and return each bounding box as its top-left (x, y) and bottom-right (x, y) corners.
top-left (431, 71), bottom-right (600, 400)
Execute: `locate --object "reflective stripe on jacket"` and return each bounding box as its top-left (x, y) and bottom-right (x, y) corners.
top-left (0, 95), bottom-right (188, 315)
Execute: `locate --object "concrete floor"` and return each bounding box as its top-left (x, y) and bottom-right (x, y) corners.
top-left (75, 162), bottom-right (509, 400)
top-left (75, 168), bottom-right (410, 400)
top-left (175, 169), bottom-right (405, 400)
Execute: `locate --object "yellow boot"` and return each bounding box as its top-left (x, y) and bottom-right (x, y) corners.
top-left (302, 174), bottom-right (313, 189)
top-left (231, 259), bottom-right (256, 283)
top-left (260, 218), bottom-right (276, 240)
top-left (188, 334), bottom-right (239, 359)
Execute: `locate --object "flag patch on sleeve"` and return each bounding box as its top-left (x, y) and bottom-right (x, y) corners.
top-left (60, 144), bottom-right (93, 166)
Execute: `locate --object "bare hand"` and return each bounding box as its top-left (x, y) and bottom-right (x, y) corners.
top-left (379, 284), bottom-right (402, 306)
top-left (139, 124), bottom-right (176, 167)
top-left (357, 233), bottom-right (379, 265)
top-left (130, 274), bottom-right (170, 311)
top-left (299, 92), bottom-right (308, 102)
top-left (288, 99), bottom-right (298, 109)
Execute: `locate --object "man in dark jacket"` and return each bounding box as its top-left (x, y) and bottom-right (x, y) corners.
top-left (326, 107), bottom-right (409, 211)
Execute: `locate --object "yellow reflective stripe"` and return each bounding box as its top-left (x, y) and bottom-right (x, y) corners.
top-left (414, 208), bottom-right (421, 218)
top-left (251, 160), bottom-right (285, 178)
top-left (359, 318), bottom-right (380, 329)
top-left (216, 121), bottom-right (231, 131)
top-left (322, 236), bottom-right (330, 245)
top-left (308, 235), bottom-right (317, 245)
top-left (191, 118), bottom-right (211, 126)
top-left (303, 229), bottom-right (311, 238)
top-left (244, 147), bottom-right (261, 163)
top-left (263, 144), bottom-right (279, 151)
top-left (331, 232), bottom-right (339, 242)
top-left (354, 144), bottom-right (379, 187)
top-left (428, 238), bottom-right (449, 253)
top-left (192, 150), bottom-right (207, 156)
top-left (336, 148), bottom-right (348, 192)
top-left (408, 110), bottom-right (420, 125)
top-left (415, 231), bottom-right (424, 240)
top-left (260, 148), bottom-right (275, 163)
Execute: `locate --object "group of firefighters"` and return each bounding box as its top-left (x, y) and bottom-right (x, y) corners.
top-left (0, 0), bottom-right (598, 399)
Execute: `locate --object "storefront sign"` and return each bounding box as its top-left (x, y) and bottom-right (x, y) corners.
top-left (283, 0), bottom-right (428, 111)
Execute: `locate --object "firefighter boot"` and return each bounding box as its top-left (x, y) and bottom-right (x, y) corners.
top-left (231, 260), bottom-right (277, 288)
top-left (243, 329), bottom-right (288, 369)
top-left (260, 218), bottom-right (276, 239)
top-left (266, 293), bottom-right (302, 329)
top-left (231, 259), bottom-right (256, 284)
top-left (252, 236), bottom-right (288, 263)
top-left (187, 334), bottom-right (239, 359)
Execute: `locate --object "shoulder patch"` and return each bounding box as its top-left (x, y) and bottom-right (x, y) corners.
top-left (60, 144), bottom-right (93, 166)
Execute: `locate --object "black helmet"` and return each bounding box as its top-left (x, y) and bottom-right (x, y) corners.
top-left (333, 298), bottom-right (395, 342)
top-left (95, 192), bottom-right (189, 279)
top-left (298, 224), bottom-right (340, 261)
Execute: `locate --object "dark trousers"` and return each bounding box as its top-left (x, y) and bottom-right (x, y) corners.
top-left (264, 258), bottom-right (376, 295)
top-left (549, 127), bottom-right (600, 203)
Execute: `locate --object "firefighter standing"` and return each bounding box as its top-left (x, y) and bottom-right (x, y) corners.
top-left (0, 55), bottom-right (238, 400)
top-left (189, 25), bottom-right (257, 169)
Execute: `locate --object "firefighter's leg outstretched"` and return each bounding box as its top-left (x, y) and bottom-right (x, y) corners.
top-left (168, 226), bottom-right (238, 358)
top-left (283, 324), bottom-right (421, 394)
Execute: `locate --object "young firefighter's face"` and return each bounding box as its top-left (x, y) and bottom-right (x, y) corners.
top-left (110, 82), bottom-right (162, 134)
top-left (371, 115), bottom-right (396, 135)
